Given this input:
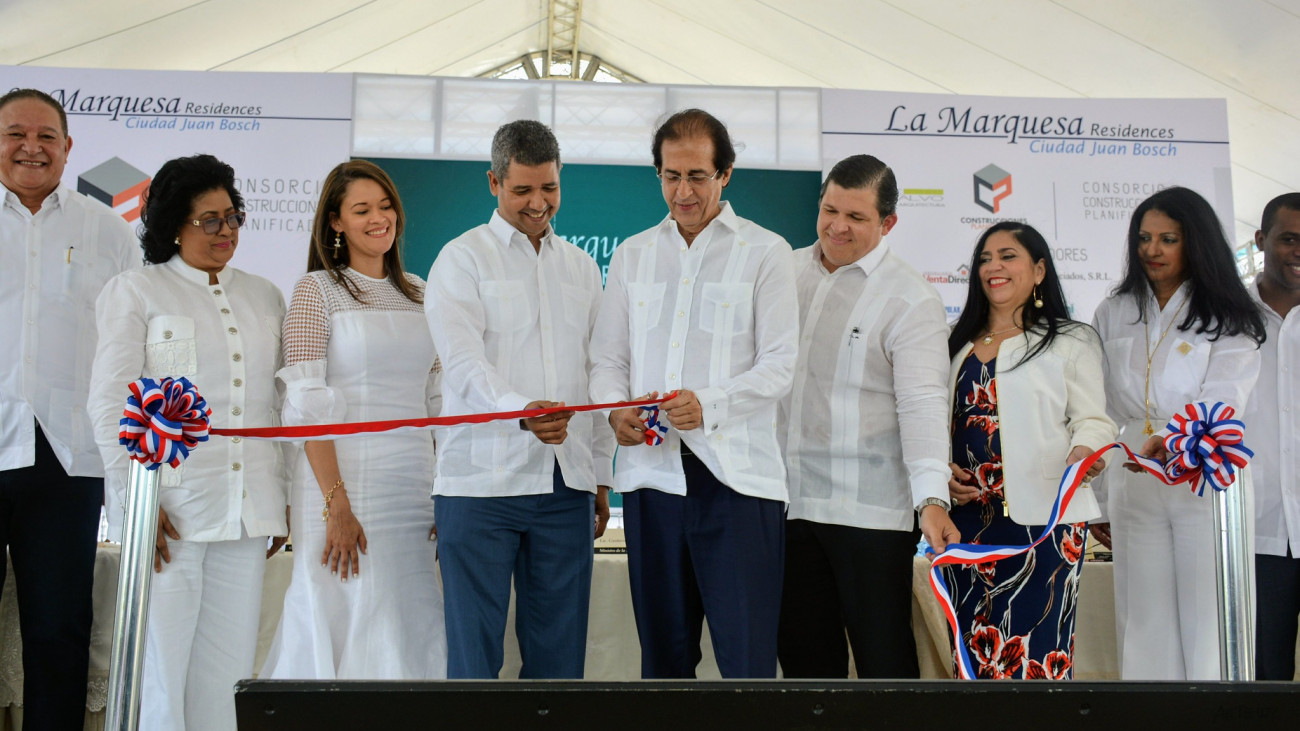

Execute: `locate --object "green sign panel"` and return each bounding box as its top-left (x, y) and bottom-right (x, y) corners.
top-left (367, 158), bottom-right (820, 280)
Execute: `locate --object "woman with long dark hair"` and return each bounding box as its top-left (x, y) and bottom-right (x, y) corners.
top-left (1091, 186), bottom-right (1265, 680)
top-left (944, 221), bottom-right (1115, 679)
top-left (261, 160), bottom-right (446, 679)
top-left (88, 154), bottom-right (289, 729)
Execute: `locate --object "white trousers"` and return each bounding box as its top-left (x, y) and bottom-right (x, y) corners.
top-left (140, 532), bottom-right (267, 731)
top-left (1112, 457), bottom-right (1254, 680)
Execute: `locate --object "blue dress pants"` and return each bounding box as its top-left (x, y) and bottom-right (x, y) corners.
top-left (436, 465), bottom-right (594, 679)
top-left (623, 451), bottom-right (785, 679)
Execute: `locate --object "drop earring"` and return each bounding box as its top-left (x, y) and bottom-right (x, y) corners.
top-left (1033, 283), bottom-right (1044, 308)
top-left (332, 232), bottom-right (342, 259)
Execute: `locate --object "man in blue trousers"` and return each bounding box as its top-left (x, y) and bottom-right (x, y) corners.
top-left (427, 119), bottom-right (613, 679)
top-left (590, 108), bottom-right (800, 678)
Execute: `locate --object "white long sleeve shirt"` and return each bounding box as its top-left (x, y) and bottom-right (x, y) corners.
top-left (589, 202), bottom-right (800, 502)
top-left (88, 257), bottom-right (288, 542)
top-left (784, 242), bottom-right (951, 530)
top-left (1245, 278), bottom-right (1300, 557)
top-left (1092, 282), bottom-right (1262, 519)
top-left (426, 211), bottom-right (614, 497)
top-left (0, 184), bottom-right (138, 476)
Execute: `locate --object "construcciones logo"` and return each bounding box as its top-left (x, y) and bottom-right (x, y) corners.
top-left (973, 164), bottom-right (1012, 214)
top-left (78, 157), bottom-right (151, 222)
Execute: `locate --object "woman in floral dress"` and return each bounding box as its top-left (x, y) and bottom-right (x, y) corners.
top-left (944, 222), bottom-right (1116, 679)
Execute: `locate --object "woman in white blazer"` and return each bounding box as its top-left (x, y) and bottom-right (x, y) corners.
top-left (1091, 186), bottom-right (1266, 680)
top-left (88, 155), bottom-right (289, 731)
top-left (944, 222), bottom-right (1116, 679)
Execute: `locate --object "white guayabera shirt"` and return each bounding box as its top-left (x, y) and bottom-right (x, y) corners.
top-left (783, 242), bottom-right (952, 531)
top-left (590, 202), bottom-right (799, 502)
top-left (0, 184), bottom-right (137, 475)
top-left (1246, 278), bottom-right (1300, 557)
top-left (427, 211), bottom-right (614, 498)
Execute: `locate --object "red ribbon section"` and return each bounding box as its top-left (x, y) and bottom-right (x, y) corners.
top-left (210, 393), bottom-right (676, 441)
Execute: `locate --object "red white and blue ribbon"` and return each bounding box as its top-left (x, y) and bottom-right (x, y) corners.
top-left (638, 403), bottom-right (668, 446)
top-left (929, 401), bottom-right (1252, 679)
top-left (118, 377), bottom-right (211, 469)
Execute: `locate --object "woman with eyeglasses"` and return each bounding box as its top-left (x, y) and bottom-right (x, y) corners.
top-left (260, 160), bottom-right (445, 680)
top-left (1090, 186), bottom-right (1265, 680)
top-left (88, 154), bottom-right (288, 731)
top-left (944, 222), bottom-right (1115, 679)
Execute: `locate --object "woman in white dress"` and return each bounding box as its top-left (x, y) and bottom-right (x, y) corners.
top-left (262, 160), bottom-right (446, 679)
top-left (1090, 186), bottom-right (1266, 680)
top-left (89, 154), bottom-right (288, 731)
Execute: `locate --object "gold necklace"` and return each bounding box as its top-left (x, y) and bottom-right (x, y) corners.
top-left (980, 325), bottom-right (1022, 345)
top-left (1142, 295), bottom-right (1190, 435)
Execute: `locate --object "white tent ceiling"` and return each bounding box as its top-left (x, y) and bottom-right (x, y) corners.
top-left (3, 0), bottom-right (1297, 245)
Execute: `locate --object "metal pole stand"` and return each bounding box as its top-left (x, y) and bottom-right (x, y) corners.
top-left (105, 461), bottom-right (162, 731)
top-left (1212, 467), bottom-right (1254, 680)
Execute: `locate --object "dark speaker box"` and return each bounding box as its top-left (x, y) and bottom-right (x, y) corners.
top-left (236, 679), bottom-right (1300, 730)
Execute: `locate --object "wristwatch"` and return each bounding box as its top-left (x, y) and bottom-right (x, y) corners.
top-left (917, 497), bottom-right (951, 514)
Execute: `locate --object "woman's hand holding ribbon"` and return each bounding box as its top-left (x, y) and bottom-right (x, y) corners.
top-left (1125, 433), bottom-right (1168, 473)
top-left (1067, 445), bottom-right (1106, 480)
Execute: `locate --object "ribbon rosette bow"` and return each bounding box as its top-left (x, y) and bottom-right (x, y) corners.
top-left (930, 400), bottom-right (1252, 679)
top-left (1161, 402), bottom-right (1252, 496)
top-left (638, 403), bottom-right (668, 446)
top-left (118, 377), bottom-right (211, 469)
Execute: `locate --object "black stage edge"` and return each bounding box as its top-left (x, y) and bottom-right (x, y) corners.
top-left (236, 679), bottom-right (1300, 730)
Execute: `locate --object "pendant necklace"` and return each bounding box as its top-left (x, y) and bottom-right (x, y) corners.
top-left (981, 325), bottom-right (1022, 345)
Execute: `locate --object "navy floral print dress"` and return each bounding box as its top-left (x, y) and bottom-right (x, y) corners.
top-left (945, 353), bottom-right (1088, 679)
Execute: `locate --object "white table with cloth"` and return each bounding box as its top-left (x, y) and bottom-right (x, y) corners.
top-left (1, 547), bottom-right (1295, 730)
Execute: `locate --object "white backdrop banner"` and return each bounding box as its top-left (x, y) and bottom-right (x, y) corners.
top-left (822, 89), bottom-right (1233, 322)
top-left (3, 66), bottom-right (353, 297)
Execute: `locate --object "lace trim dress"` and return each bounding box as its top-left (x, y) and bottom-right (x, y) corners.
top-left (943, 353), bottom-right (1088, 680)
top-left (261, 268), bottom-right (446, 679)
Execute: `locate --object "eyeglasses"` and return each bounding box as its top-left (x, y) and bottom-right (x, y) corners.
top-left (658, 170), bottom-right (722, 188)
top-left (190, 211), bottom-right (247, 235)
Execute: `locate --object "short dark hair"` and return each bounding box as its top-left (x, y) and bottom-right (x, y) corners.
top-left (139, 154), bottom-right (243, 265)
top-left (491, 120), bottom-right (561, 181)
top-left (1114, 186), bottom-right (1265, 344)
top-left (1260, 192), bottom-right (1300, 236)
top-left (652, 109), bottom-right (736, 174)
top-left (821, 154), bottom-right (898, 219)
top-left (0, 88), bottom-right (68, 136)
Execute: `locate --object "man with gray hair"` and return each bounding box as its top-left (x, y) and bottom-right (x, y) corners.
top-left (426, 119), bottom-right (613, 679)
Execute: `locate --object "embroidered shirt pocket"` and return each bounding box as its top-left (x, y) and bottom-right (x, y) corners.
top-left (144, 315), bottom-right (198, 378)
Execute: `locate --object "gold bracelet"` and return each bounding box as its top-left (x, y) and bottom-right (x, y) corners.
top-left (322, 478), bottom-right (344, 522)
